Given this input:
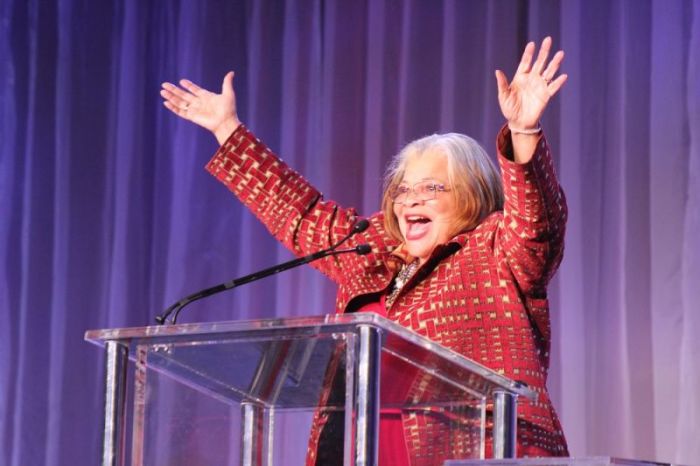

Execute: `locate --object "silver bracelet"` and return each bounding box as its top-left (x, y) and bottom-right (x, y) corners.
top-left (508, 123), bottom-right (542, 135)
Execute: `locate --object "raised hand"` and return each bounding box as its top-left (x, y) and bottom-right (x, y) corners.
top-left (160, 71), bottom-right (241, 144)
top-left (495, 36), bottom-right (567, 132)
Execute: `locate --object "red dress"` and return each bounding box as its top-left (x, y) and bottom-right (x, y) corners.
top-left (206, 124), bottom-right (569, 464)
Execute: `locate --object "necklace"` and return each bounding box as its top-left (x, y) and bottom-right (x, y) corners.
top-left (386, 260), bottom-right (419, 307)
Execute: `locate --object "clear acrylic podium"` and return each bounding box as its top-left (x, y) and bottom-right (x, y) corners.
top-left (85, 313), bottom-right (536, 466)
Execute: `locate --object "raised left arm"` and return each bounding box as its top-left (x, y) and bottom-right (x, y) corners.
top-left (496, 127), bottom-right (567, 296)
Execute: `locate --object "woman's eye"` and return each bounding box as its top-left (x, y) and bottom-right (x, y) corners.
top-left (396, 186), bottom-right (410, 194)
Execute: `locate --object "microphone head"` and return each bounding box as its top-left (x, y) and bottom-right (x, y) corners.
top-left (356, 244), bottom-right (372, 255)
top-left (352, 219), bottom-right (370, 234)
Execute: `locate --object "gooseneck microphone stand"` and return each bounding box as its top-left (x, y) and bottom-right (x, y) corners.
top-left (155, 219), bottom-right (371, 325)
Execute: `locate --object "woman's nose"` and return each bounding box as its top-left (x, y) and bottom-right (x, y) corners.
top-left (404, 191), bottom-right (422, 206)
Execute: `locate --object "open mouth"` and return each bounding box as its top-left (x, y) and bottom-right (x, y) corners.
top-left (406, 215), bottom-right (431, 224)
top-left (404, 215), bottom-right (432, 240)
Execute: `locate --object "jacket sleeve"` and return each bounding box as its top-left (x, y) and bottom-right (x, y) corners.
top-left (495, 125), bottom-right (568, 297)
top-left (205, 124), bottom-right (394, 284)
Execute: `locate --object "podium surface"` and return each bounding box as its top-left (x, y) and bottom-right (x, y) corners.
top-left (445, 458), bottom-right (689, 466)
top-left (86, 313), bottom-right (536, 466)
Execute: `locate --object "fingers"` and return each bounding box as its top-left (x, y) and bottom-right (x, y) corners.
top-left (162, 100), bottom-right (191, 120)
top-left (547, 73), bottom-right (568, 96)
top-left (222, 71), bottom-right (235, 96)
top-left (532, 36), bottom-right (552, 74)
top-left (515, 41), bottom-right (536, 75)
top-left (180, 79), bottom-right (204, 97)
top-left (521, 37), bottom-right (566, 86)
top-left (542, 50), bottom-right (565, 82)
top-left (160, 82), bottom-right (193, 111)
top-left (494, 70), bottom-right (509, 96)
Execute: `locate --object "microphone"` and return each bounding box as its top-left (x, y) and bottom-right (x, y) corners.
top-left (155, 219), bottom-right (372, 325)
top-left (355, 244), bottom-right (371, 255)
top-left (350, 218), bottom-right (370, 235)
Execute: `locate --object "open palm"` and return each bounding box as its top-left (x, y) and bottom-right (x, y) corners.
top-left (495, 37), bottom-right (567, 130)
top-left (160, 71), bottom-right (240, 142)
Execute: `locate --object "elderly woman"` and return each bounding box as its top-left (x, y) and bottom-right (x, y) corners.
top-left (161, 37), bottom-right (569, 464)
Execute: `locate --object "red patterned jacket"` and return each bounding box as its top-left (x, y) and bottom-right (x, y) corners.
top-left (206, 124), bottom-right (569, 463)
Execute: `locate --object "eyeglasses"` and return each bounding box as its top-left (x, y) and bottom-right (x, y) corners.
top-left (391, 181), bottom-right (450, 204)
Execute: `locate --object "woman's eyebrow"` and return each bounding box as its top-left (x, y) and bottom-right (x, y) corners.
top-left (399, 177), bottom-right (445, 184)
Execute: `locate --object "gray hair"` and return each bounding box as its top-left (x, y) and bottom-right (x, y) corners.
top-left (381, 133), bottom-right (504, 241)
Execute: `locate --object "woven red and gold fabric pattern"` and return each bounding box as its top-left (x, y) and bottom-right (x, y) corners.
top-left (206, 124), bottom-right (569, 463)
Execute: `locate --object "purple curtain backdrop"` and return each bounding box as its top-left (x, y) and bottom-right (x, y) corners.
top-left (1, 0), bottom-right (699, 465)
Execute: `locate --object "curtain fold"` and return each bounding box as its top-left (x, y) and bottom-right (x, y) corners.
top-left (1, 1), bottom-right (698, 465)
top-left (676, 2), bottom-right (700, 463)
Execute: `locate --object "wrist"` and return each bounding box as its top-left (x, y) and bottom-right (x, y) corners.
top-left (508, 122), bottom-right (542, 135)
top-left (213, 117), bottom-right (242, 145)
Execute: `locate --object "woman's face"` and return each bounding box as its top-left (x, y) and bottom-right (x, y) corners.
top-left (392, 149), bottom-right (458, 264)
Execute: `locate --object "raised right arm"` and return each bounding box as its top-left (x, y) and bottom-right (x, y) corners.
top-left (161, 73), bottom-right (396, 284)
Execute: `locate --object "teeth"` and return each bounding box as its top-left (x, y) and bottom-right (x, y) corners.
top-left (406, 216), bottom-right (430, 223)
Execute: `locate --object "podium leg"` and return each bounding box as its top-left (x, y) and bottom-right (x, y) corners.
top-left (241, 402), bottom-right (266, 466)
top-left (102, 341), bottom-right (128, 466)
top-left (355, 325), bottom-right (381, 466)
top-left (493, 390), bottom-right (517, 458)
